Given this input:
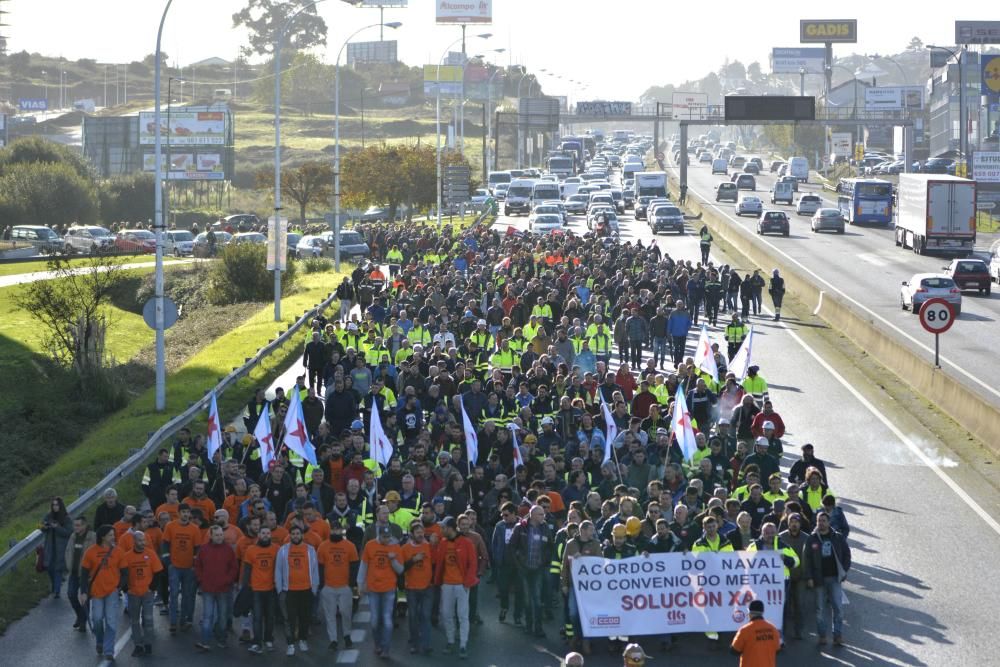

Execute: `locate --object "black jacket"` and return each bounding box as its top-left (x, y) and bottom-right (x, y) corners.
top-left (803, 529), bottom-right (851, 583)
top-left (510, 519), bottom-right (555, 572)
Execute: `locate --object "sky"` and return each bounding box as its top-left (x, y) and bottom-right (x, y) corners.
top-left (4, 0), bottom-right (996, 99)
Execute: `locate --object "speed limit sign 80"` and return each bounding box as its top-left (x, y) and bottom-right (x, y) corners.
top-left (919, 298), bottom-right (956, 334)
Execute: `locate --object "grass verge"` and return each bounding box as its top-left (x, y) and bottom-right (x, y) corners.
top-left (0, 255), bottom-right (172, 279)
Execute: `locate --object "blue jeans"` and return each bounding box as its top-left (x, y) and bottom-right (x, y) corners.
top-left (407, 588), bottom-right (433, 652)
top-left (652, 337), bottom-right (669, 364)
top-left (522, 567), bottom-right (546, 633)
top-left (129, 592), bottom-right (155, 648)
top-left (201, 591), bottom-right (232, 643)
top-left (90, 592), bottom-right (120, 656)
top-left (48, 568), bottom-right (64, 595)
top-left (168, 565), bottom-right (196, 625)
top-left (815, 576), bottom-right (844, 639)
top-left (368, 590), bottom-right (395, 653)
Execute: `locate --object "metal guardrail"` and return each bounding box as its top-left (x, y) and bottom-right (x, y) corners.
top-left (0, 288), bottom-right (340, 578)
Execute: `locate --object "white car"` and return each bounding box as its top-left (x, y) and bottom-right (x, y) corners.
top-left (470, 188), bottom-right (489, 206)
top-left (164, 230), bottom-right (195, 256)
top-left (796, 194), bottom-right (822, 216)
top-left (736, 195), bottom-right (763, 217)
top-left (529, 213), bottom-right (563, 234)
top-left (900, 273), bottom-right (962, 316)
top-left (494, 183), bottom-right (510, 201)
top-left (296, 234), bottom-right (326, 259)
top-left (529, 204), bottom-right (562, 226)
top-left (565, 194), bottom-right (589, 215)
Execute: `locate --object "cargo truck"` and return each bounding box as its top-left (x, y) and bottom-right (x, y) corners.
top-left (894, 174), bottom-right (976, 256)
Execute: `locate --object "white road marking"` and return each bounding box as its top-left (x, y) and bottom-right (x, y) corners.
top-left (813, 290), bottom-right (825, 316)
top-left (856, 252), bottom-right (887, 267)
top-left (670, 163), bottom-right (1000, 402)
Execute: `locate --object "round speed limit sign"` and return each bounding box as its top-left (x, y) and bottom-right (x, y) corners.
top-left (919, 298), bottom-right (956, 334)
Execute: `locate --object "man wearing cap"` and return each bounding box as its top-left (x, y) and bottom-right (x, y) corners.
top-left (359, 524), bottom-right (404, 658)
top-left (742, 437), bottom-right (780, 483)
top-left (384, 491), bottom-right (418, 535)
top-left (621, 642), bottom-right (651, 667)
top-left (731, 600), bottom-right (781, 666)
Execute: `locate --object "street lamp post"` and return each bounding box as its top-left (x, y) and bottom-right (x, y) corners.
top-left (437, 32), bottom-right (491, 227)
top-left (927, 45), bottom-right (966, 164)
top-left (484, 55), bottom-right (505, 177)
top-left (799, 67), bottom-right (805, 96)
top-left (335, 22), bottom-right (401, 272)
top-left (516, 72), bottom-right (534, 168)
top-left (166, 76), bottom-right (185, 231)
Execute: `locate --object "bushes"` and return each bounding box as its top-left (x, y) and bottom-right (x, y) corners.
top-left (301, 257), bottom-right (333, 273)
top-left (207, 242), bottom-right (297, 305)
top-left (0, 162), bottom-right (99, 228)
top-left (99, 173), bottom-right (155, 225)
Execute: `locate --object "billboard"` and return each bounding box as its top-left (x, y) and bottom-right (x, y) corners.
top-left (955, 21), bottom-right (1000, 44)
top-left (982, 55), bottom-right (1000, 95)
top-left (800, 19), bottom-right (858, 43)
top-left (139, 111), bottom-right (226, 145)
top-left (358, 0), bottom-right (408, 6)
top-left (436, 0), bottom-right (492, 24)
top-left (18, 98), bottom-right (48, 112)
top-left (671, 92), bottom-right (709, 120)
top-left (725, 96), bottom-right (815, 122)
top-left (973, 152), bottom-right (1000, 183)
top-left (771, 47), bottom-right (826, 74)
top-left (143, 152), bottom-right (225, 180)
top-left (864, 86), bottom-right (924, 111)
top-left (423, 64), bottom-right (463, 97)
top-left (518, 97), bottom-right (560, 130)
top-left (347, 40), bottom-right (398, 66)
top-left (830, 132), bottom-right (852, 162)
top-left (576, 101), bottom-right (633, 116)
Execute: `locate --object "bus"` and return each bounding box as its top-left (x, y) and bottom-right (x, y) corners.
top-left (837, 178), bottom-right (894, 225)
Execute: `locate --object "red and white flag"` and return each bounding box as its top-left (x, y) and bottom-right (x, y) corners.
top-left (460, 395), bottom-right (479, 466)
top-left (600, 393), bottom-right (618, 466)
top-left (282, 389), bottom-right (317, 466)
top-left (507, 423), bottom-right (525, 469)
top-left (694, 324), bottom-right (719, 383)
top-left (369, 401), bottom-right (394, 474)
top-left (253, 401), bottom-right (275, 471)
top-left (729, 324), bottom-right (755, 380)
top-left (206, 392), bottom-right (223, 461)
top-left (671, 386), bottom-right (698, 462)
top-left (494, 256), bottom-right (511, 272)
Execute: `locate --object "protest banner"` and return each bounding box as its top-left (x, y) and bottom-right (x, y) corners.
top-left (571, 551), bottom-right (785, 635)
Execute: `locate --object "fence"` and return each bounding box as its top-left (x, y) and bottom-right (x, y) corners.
top-left (0, 288), bottom-right (341, 578)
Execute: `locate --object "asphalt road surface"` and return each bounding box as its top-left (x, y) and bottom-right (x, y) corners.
top-left (3, 195), bottom-right (999, 666)
top-left (669, 151), bottom-right (1000, 416)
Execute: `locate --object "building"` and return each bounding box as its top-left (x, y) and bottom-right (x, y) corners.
top-left (927, 50), bottom-right (996, 158)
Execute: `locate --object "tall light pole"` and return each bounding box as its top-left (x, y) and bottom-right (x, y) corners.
top-left (799, 67), bottom-right (805, 96)
top-left (516, 71), bottom-right (534, 168)
top-left (437, 32), bottom-right (491, 227)
top-left (484, 50), bottom-right (506, 177)
top-left (458, 54), bottom-right (484, 154)
top-left (152, 0), bottom-right (174, 412)
top-left (335, 21), bottom-right (401, 271)
top-left (166, 76), bottom-right (185, 232)
top-left (928, 45), bottom-right (966, 162)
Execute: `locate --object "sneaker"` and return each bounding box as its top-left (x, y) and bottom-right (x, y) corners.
top-left (248, 644), bottom-right (263, 655)
top-left (265, 641), bottom-right (274, 652)
top-left (444, 643), bottom-right (455, 655)
top-left (328, 641), bottom-right (338, 651)
top-left (343, 636), bottom-right (353, 649)
top-left (286, 644), bottom-right (295, 656)
top-left (298, 640), bottom-right (309, 652)
top-left (459, 646), bottom-right (469, 659)
top-left (195, 642), bottom-right (211, 652)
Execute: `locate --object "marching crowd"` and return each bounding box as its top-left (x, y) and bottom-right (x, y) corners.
top-left (39, 218), bottom-right (852, 664)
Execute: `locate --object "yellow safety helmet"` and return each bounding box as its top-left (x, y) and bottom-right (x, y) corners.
top-left (625, 516), bottom-right (642, 538)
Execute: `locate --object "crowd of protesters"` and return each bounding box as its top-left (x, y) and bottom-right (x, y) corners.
top-left (47, 217), bottom-right (851, 662)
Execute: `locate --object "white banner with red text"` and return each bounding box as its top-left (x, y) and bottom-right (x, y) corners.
top-left (571, 552), bottom-right (785, 636)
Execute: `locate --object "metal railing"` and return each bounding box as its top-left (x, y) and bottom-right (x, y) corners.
top-left (0, 288), bottom-right (340, 578)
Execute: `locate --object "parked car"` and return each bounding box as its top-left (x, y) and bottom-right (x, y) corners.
top-left (810, 208), bottom-right (845, 234)
top-left (192, 231), bottom-right (233, 257)
top-left (900, 273), bottom-right (962, 316)
top-left (222, 213), bottom-right (261, 232)
top-left (736, 195), bottom-right (763, 217)
top-left (943, 258), bottom-right (991, 295)
top-left (11, 225), bottom-right (63, 254)
top-left (114, 229), bottom-right (157, 254)
top-left (63, 225), bottom-right (115, 255)
top-left (757, 210), bottom-right (790, 236)
top-left (921, 157), bottom-right (955, 174)
top-left (320, 229), bottom-right (371, 260)
top-left (295, 235), bottom-right (326, 259)
top-left (716, 182), bottom-right (739, 203)
top-left (164, 229), bottom-right (195, 256)
top-left (231, 232), bottom-right (267, 245)
top-left (796, 194), bottom-right (823, 216)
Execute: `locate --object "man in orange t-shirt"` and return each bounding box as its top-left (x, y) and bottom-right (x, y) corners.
top-left (155, 487), bottom-right (181, 523)
top-left (317, 520), bottom-right (358, 651)
top-left (276, 525), bottom-right (319, 655)
top-left (401, 521), bottom-right (434, 655)
top-left (79, 525), bottom-right (121, 659)
top-left (432, 517), bottom-right (478, 657)
top-left (359, 525), bottom-right (404, 657)
top-left (183, 480), bottom-right (217, 521)
top-left (119, 531), bottom-right (164, 657)
top-left (162, 504), bottom-right (201, 631)
top-left (731, 600), bottom-right (781, 667)
top-left (113, 505), bottom-right (137, 541)
top-left (242, 526), bottom-right (279, 653)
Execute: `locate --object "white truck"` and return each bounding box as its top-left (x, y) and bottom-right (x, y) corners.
top-left (634, 171), bottom-right (668, 199)
top-left (895, 174), bottom-right (977, 256)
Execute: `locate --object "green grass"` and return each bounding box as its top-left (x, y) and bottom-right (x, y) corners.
top-left (0, 255), bottom-right (179, 278)
top-left (978, 212), bottom-right (999, 233)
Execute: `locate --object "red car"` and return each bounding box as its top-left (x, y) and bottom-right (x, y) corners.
top-left (114, 229), bottom-right (157, 254)
top-left (943, 259), bottom-right (991, 295)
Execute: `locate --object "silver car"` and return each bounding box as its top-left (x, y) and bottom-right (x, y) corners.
top-left (64, 225), bottom-right (115, 254)
top-left (796, 194), bottom-right (822, 216)
top-left (810, 208), bottom-right (845, 234)
top-left (164, 230), bottom-right (195, 256)
top-left (736, 195), bottom-right (763, 217)
top-left (900, 273), bottom-right (962, 316)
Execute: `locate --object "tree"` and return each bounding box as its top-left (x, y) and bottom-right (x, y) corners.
top-left (14, 255), bottom-right (135, 377)
top-left (0, 162), bottom-right (99, 229)
top-left (8, 50), bottom-right (31, 75)
top-left (0, 136), bottom-right (93, 181)
top-left (99, 173), bottom-right (155, 224)
top-left (207, 242), bottom-right (297, 305)
top-left (747, 62), bottom-right (764, 85)
top-left (907, 36), bottom-right (924, 52)
top-left (255, 160), bottom-right (333, 226)
top-left (232, 0), bottom-right (327, 59)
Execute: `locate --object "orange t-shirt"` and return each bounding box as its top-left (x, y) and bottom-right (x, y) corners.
top-left (113, 520), bottom-right (131, 541)
top-left (163, 520), bottom-right (201, 568)
top-left (544, 491), bottom-right (565, 514)
top-left (441, 539), bottom-right (464, 585)
top-left (422, 522), bottom-right (443, 543)
top-left (119, 548), bottom-right (164, 596)
top-left (236, 535), bottom-right (256, 564)
top-left (305, 517), bottom-right (330, 542)
top-left (317, 540), bottom-right (359, 588)
top-left (284, 542), bottom-right (313, 591)
top-left (283, 530), bottom-right (322, 549)
top-left (270, 526), bottom-right (289, 544)
top-left (183, 496), bottom-right (217, 520)
top-left (401, 541), bottom-right (433, 590)
top-left (117, 530), bottom-right (136, 553)
top-left (244, 542), bottom-right (280, 592)
top-left (144, 526), bottom-right (163, 554)
top-left (81, 545), bottom-right (121, 599)
top-left (155, 502), bottom-right (180, 522)
top-left (731, 618), bottom-right (781, 667)
top-left (223, 494), bottom-right (249, 521)
top-left (361, 541), bottom-right (401, 593)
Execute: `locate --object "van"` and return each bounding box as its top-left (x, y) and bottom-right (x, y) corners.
top-left (770, 181), bottom-right (794, 205)
top-left (622, 163), bottom-right (643, 183)
top-left (487, 170), bottom-right (512, 194)
top-left (711, 158), bottom-right (728, 175)
top-left (788, 156), bottom-right (809, 183)
top-left (532, 181), bottom-right (561, 203)
top-left (504, 179), bottom-right (536, 216)
top-left (11, 225), bottom-right (63, 254)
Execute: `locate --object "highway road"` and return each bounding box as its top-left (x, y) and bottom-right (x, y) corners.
top-left (3, 194), bottom-right (999, 666)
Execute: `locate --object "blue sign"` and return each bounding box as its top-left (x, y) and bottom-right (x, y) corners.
top-left (772, 47), bottom-right (827, 74)
top-left (18, 98), bottom-right (48, 112)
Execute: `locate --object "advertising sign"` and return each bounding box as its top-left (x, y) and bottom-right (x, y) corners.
top-left (800, 19), bottom-right (857, 43)
top-left (266, 217), bottom-right (288, 272)
top-left (18, 98), bottom-right (48, 112)
top-left (139, 111), bottom-right (226, 145)
top-left (771, 47), bottom-right (826, 74)
top-left (436, 0), bottom-right (492, 24)
top-left (973, 152), bottom-right (1000, 183)
top-left (982, 56), bottom-right (1000, 95)
top-left (347, 40), bottom-right (398, 66)
top-left (671, 92), bottom-right (709, 120)
top-left (830, 132), bottom-right (852, 162)
top-left (576, 101), bottom-right (633, 116)
top-left (955, 20), bottom-right (1000, 44)
top-left (424, 64), bottom-right (463, 96)
top-left (143, 152), bottom-right (225, 180)
top-left (864, 86), bottom-right (924, 111)
top-left (572, 553), bottom-right (786, 636)
top-left (358, 0), bottom-right (408, 6)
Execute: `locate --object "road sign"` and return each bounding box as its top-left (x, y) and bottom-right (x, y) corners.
top-left (143, 297), bottom-right (179, 330)
top-left (18, 98), bottom-right (48, 112)
top-left (977, 202), bottom-right (996, 210)
top-left (919, 298), bottom-right (955, 334)
top-left (444, 165), bottom-right (471, 205)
